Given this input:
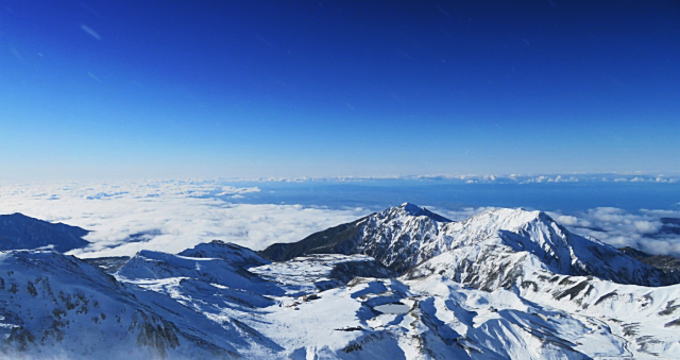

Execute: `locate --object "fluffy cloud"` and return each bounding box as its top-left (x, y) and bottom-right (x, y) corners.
top-left (0, 181), bottom-right (368, 258)
top-left (548, 207), bottom-right (680, 255)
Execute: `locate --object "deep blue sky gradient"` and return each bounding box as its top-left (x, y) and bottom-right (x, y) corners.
top-left (1, 1), bottom-right (679, 179)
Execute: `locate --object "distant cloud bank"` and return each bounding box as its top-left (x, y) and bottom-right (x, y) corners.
top-left (0, 180), bottom-right (368, 258)
top-left (549, 207), bottom-right (680, 255)
top-left (181, 173), bottom-right (680, 184)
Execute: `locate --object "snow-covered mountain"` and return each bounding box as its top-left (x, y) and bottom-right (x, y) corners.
top-left (263, 203), bottom-right (676, 287)
top-left (2, 206), bottom-right (680, 359)
top-left (0, 213), bottom-right (89, 252)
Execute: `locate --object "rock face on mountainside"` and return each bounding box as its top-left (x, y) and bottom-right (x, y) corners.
top-left (263, 203), bottom-right (677, 287)
top-left (0, 213), bottom-right (89, 252)
top-left (2, 205), bottom-right (680, 359)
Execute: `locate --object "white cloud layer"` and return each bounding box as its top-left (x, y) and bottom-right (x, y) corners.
top-left (548, 207), bottom-right (680, 255)
top-left (0, 181), bottom-right (369, 258)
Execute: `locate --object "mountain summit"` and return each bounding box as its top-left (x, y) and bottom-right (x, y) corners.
top-left (398, 202), bottom-right (451, 222)
top-left (260, 203), bottom-right (450, 270)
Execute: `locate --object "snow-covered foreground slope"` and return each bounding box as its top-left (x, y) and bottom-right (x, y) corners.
top-left (0, 249), bottom-right (245, 359)
top-left (246, 256), bottom-right (632, 359)
top-left (1, 205), bottom-right (679, 359)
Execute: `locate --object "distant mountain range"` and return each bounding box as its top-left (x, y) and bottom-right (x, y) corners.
top-left (1, 205), bottom-right (679, 359)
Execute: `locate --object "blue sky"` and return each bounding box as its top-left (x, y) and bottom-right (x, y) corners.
top-left (1, 1), bottom-right (679, 180)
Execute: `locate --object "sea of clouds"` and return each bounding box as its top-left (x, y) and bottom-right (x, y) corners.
top-left (1, 180), bottom-right (679, 257)
top-left (0, 180), bottom-right (369, 258)
top-left (549, 208), bottom-right (680, 255)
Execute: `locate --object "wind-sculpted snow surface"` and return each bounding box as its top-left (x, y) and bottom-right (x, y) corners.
top-left (245, 256), bottom-right (636, 359)
top-left (1, 205), bottom-right (680, 359)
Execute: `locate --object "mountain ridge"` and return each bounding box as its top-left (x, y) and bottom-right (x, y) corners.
top-left (0, 212), bottom-right (89, 252)
top-left (262, 204), bottom-right (677, 287)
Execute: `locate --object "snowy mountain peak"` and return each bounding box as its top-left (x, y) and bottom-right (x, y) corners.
top-left (383, 202), bottom-right (452, 223)
top-left (450, 208), bottom-right (565, 249)
top-left (471, 207), bottom-right (546, 228)
top-left (400, 202), bottom-right (424, 214)
top-left (261, 203), bottom-right (452, 270)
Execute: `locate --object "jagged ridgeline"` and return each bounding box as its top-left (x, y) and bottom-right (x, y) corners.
top-left (1, 205), bottom-right (680, 359)
top-left (262, 203), bottom-right (679, 286)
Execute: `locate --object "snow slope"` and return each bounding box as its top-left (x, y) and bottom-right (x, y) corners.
top-left (0, 249), bottom-right (244, 359)
top-left (244, 256), bottom-right (634, 359)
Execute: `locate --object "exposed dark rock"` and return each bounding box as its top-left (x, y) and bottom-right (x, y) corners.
top-left (260, 219), bottom-right (364, 261)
